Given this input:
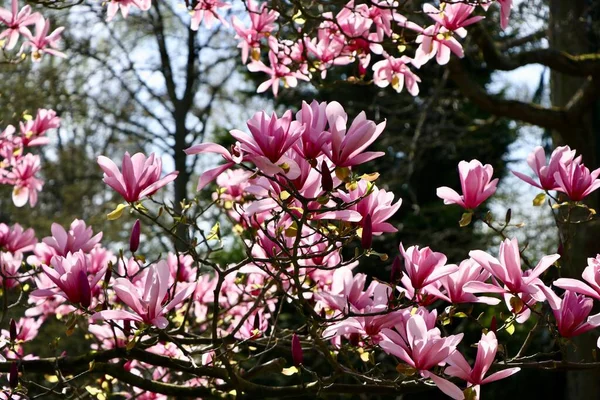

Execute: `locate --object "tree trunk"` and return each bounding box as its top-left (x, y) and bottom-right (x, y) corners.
top-left (549, 1), bottom-right (600, 398)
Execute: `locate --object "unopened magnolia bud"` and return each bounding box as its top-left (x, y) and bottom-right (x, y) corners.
top-left (103, 266), bottom-right (113, 287)
top-left (390, 256), bottom-right (402, 283)
top-left (361, 214), bottom-right (373, 249)
top-left (291, 333), bottom-right (303, 366)
top-left (9, 319), bottom-right (17, 342)
top-left (349, 332), bottom-right (360, 347)
top-left (490, 316), bottom-right (497, 333)
top-left (130, 219), bottom-right (141, 253)
top-left (9, 362), bottom-right (18, 389)
top-left (321, 161), bottom-right (333, 192)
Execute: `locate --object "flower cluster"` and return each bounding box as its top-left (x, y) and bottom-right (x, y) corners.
top-left (0, 0), bottom-right (65, 61)
top-left (0, 109), bottom-right (60, 207)
top-left (7, 101), bottom-right (600, 400)
top-left (100, 0), bottom-right (512, 97)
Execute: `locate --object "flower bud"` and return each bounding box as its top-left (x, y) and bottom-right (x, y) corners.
top-left (103, 266), bottom-right (113, 287)
top-left (130, 219), bottom-right (141, 253)
top-left (9, 319), bottom-right (17, 342)
top-left (291, 333), bottom-right (303, 366)
top-left (490, 316), bottom-right (497, 333)
top-left (321, 161), bottom-right (333, 192)
top-left (361, 214), bottom-right (373, 249)
top-left (349, 332), bottom-right (360, 347)
top-left (9, 362), bottom-right (18, 389)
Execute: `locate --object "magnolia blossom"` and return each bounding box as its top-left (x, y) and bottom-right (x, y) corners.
top-left (294, 100), bottom-right (331, 160)
top-left (10, 153), bottom-right (43, 207)
top-left (543, 289), bottom-right (598, 338)
top-left (42, 219), bottom-right (102, 256)
top-left (19, 108), bottom-right (59, 147)
top-left (554, 255), bottom-right (600, 301)
top-left (0, 223), bottom-right (36, 253)
top-left (399, 244), bottom-right (458, 291)
top-left (512, 145), bottom-right (576, 191)
top-left (465, 238), bottom-right (560, 301)
top-left (426, 259), bottom-right (501, 305)
top-left (372, 55), bottom-right (421, 96)
top-left (190, 0), bottom-right (230, 30)
top-left (97, 152), bottom-right (178, 202)
top-left (22, 17), bottom-right (65, 61)
top-left (93, 261), bottom-right (195, 329)
top-left (439, 332), bottom-right (521, 399)
top-left (31, 251), bottom-right (105, 309)
top-left (423, 2), bottom-right (484, 38)
top-left (554, 157), bottom-right (600, 201)
top-left (437, 160), bottom-right (498, 209)
top-left (334, 180), bottom-right (402, 235)
top-left (105, 0), bottom-right (151, 22)
top-left (0, 0), bottom-right (40, 50)
top-left (379, 314), bottom-right (463, 389)
top-left (230, 110), bottom-right (304, 178)
top-left (413, 24), bottom-right (464, 67)
top-left (322, 102), bottom-right (386, 168)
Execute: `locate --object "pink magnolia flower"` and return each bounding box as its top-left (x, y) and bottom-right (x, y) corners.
top-left (42, 219), bottom-right (102, 256)
top-left (0, 0), bottom-right (40, 50)
top-left (465, 238), bottom-right (560, 300)
top-left (93, 261), bottom-right (196, 329)
top-left (22, 17), bottom-right (65, 61)
top-left (554, 255), bottom-right (600, 301)
top-left (10, 153), bottom-right (43, 207)
top-left (19, 108), bottom-right (60, 147)
top-left (436, 160), bottom-right (498, 209)
top-left (0, 252), bottom-right (24, 289)
top-left (97, 152), bottom-right (178, 202)
top-left (399, 243), bottom-right (458, 291)
top-left (31, 251), bottom-right (105, 309)
top-left (372, 55), bottom-right (421, 96)
top-left (294, 100), bottom-right (330, 160)
top-left (184, 142), bottom-right (243, 191)
top-left (190, 0), bottom-right (230, 30)
top-left (247, 50), bottom-right (309, 96)
top-left (542, 289), bottom-right (598, 338)
top-left (322, 102), bottom-right (386, 167)
top-left (105, 0), bottom-right (150, 22)
top-left (1, 317), bottom-right (42, 343)
top-left (512, 145), bottom-right (576, 191)
top-left (230, 110), bottom-right (304, 178)
top-left (426, 259), bottom-right (501, 305)
top-left (413, 24), bottom-right (464, 67)
top-left (379, 314), bottom-right (463, 372)
top-left (232, 0), bottom-right (278, 64)
top-left (333, 180), bottom-right (402, 234)
top-left (439, 332), bottom-right (521, 399)
top-left (423, 2), bottom-right (484, 38)
top-left (317, 267), bottom-right (381, 312)
top-left (322, 304), bottom-right (401, 345)
top-left (554, 157), bottom-right (600, 201)
top-left (0, 223), bottom-right (36, 253)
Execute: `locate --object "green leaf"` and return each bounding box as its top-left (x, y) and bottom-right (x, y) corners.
top-left (533, 193), bottom-right (546, 207)
top-left (459, 212), bottom-right (473, 227)
top-left (107, 204), bottom-right (128, 220)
